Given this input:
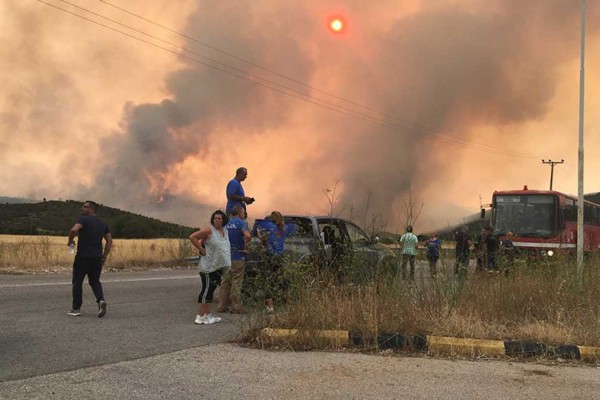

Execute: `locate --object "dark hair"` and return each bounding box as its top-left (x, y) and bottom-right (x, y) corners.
top-left (406, 225), bottom-right (413, 233)
top-left (210, 210), bottom-right (229, 226)
top-left (235, 167), bottom-right (247, 176)
top-left (84, 200), bottom-right (98, 212)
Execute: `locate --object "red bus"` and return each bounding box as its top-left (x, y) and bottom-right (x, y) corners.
top-left (488, 187), bottom-right (600, 257)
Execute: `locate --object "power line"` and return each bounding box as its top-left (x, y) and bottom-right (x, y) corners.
top-left (97, 0), bottom-right (422, 121)
top-left (35, 0), bottom-right (539, 160)
top-left (95, 0), bottom-right (538, 159)
top-left (57, 0), bottom-right (445, 140)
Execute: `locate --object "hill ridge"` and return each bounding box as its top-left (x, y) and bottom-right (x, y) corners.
top-left (0, 200), bottom-right (195, 239)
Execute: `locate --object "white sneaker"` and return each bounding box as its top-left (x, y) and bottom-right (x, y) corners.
top-left (207, 313), bottom-right (221, 324)
top-left (195, 314), bottom-right (221, 325)
top-left (194, 314), bottom-right (210, 325)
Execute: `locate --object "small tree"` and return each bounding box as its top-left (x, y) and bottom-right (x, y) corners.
top-left (400, 183), bottom-right (424, 231)
top-left (323, 180), bottom-right (350, 218)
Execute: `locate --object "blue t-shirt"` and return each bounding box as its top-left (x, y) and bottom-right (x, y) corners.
top-left (226, 217), bottom-right (249, 260)
top-left (225, 178), bottom-right (245, 214)
top-left (426, 238), bottom-right (441, 258)
top-left (264, 221), bottom-right (293, 256)
top-left (76, 215), bottom-right (110, 258)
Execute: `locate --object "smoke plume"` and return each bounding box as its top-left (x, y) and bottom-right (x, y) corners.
top-left (2, 0), bottom-right (600, 231)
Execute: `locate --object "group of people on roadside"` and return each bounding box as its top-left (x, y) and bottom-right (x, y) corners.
top-left (399, 226), bottom-right (441, 279)
top-left (398, 224), bottom-right (514, 279)
top-left (66, 170), bottom-right (520, 323)
top-left (188, 167), bottom-right (291, 326)
top-left (65, 167), bottom-right (291, 326)
top-left (455, 225), bottom-right (514, 276)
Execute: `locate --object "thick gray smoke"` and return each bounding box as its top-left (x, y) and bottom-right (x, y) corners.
top-left (2, 1), bottom-right (599, 231)
top-left (87, 1), bottom-right (316, 224)
top-left (337, 1), bottom-right (600, 228)
top-left (79, 0), bottom-right (600, 229)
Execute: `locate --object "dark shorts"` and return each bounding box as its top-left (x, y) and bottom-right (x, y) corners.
top-left (198, 269), bottom-right (223, 304)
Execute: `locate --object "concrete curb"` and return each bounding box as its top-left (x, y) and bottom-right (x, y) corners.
top-left (261, 328), bottom-right (600, 362)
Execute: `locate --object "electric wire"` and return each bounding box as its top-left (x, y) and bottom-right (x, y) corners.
top-left (36, 0), bottom-right (539, 160)
top-left (95, 0), bottom-right (538, 159)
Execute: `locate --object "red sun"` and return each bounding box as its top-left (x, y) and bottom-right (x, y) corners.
top-left (329, 18), bottom-right (344, 33)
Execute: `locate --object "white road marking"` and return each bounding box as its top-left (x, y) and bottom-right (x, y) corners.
top-left (513, 242), bottom-right (576, 248)
top-left (0, 275), bottom-right (198, 288)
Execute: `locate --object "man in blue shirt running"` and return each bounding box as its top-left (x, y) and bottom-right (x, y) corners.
top-left (225, 167), bottom-right (255, 216)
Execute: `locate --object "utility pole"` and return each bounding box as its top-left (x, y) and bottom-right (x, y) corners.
top-left (577, 0), bottom-right (586, 281)
top-left (541, 159), bottom-right (564, 190)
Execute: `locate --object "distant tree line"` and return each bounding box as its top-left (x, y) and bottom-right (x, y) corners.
top-left (0, 200), bottom-right (195, 239)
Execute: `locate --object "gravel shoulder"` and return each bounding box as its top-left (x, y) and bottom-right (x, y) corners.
top-left (2, 343), bottom-right (599, 400)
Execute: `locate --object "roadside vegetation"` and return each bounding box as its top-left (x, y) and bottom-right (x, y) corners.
top-left (245, 252), bottom-right (600, 352)
top-left (0, 235), bottom-right (195, 273)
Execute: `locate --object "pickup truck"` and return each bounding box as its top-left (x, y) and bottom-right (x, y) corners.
top-left (246, 215), bottom-right (396, 270)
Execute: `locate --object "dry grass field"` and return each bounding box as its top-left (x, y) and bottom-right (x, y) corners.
top-left (251, 253), bottom-right (600, 351)
top-left (0, 235), bottom-right (195, 274)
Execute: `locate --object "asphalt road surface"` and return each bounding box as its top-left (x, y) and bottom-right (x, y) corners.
top-left (2, 268), bottom-right (599, 399)
top-left (0, 269), bottom-right (241, 382)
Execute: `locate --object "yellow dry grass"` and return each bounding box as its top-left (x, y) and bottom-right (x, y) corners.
top-left (0, 235), bottom-right (195, 274)
top-left (247, 254), bottom-right (600, 351)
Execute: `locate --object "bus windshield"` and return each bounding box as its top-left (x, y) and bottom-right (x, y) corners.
top-left (493, 194), bottom-right (557, 237)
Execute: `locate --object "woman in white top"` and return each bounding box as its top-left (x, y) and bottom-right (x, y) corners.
top-left (189, 210), bottom-right (231, 325)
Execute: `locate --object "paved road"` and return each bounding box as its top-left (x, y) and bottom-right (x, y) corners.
top-left (0, 269), bottom-right (241, 382)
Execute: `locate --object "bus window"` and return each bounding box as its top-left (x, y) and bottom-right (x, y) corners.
top-left (584, 204), bottom-right (599, 225)
top-left (493, 195), bottom-right (557, 237)
top-left (564, 199), bottom-right (577, 222)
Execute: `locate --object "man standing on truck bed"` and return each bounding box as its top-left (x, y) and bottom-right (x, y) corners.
top-left (226, 167), bottom-right (255, 216)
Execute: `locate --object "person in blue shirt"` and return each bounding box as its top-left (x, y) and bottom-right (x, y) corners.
top-left (260, 212), bottom-right (294, 256)
top-left (225, 167), bottom-right (255, 216)
top-left (258, 211), bottom-right (293, 313)
top-left (425, 232), bottom-right (441, 276)
top-left (219, 205), bottom-right (251, 314)
top-left (67, 201), bottom-right (112, 318)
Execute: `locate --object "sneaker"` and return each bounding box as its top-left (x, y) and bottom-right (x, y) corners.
top-left (98, 300), bottom-right (107, 318)
top-left (207, 313), bottom-right (221, 324)
top-left (67, 309), bottom-right (81, 316)
top-left (194, 314), bottom-right (212, 325)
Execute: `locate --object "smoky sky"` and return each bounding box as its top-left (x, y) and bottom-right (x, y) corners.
top-left (2, 0), bottom-right (600, 231)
